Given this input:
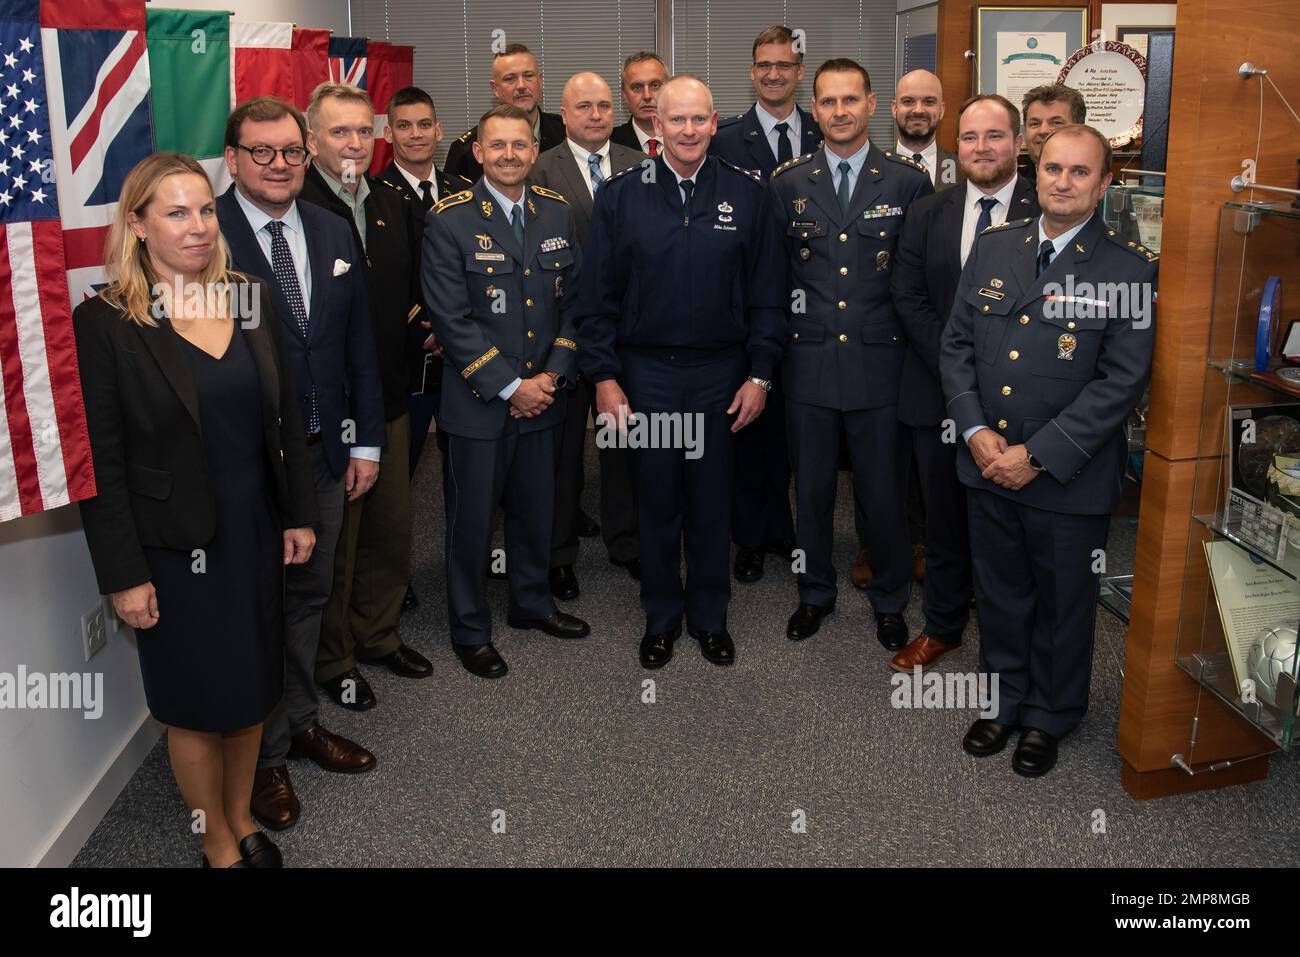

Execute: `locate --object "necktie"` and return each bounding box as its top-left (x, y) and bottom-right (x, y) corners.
top-left (266, 219), bottom-right (318, 434)
top-left (680, 178), bottom-right (694, 211)
top-left (912, 151), bottom-right (924, 165)
top-left (836, 160), bottom-right (852, 213)
top-left (1037, 238), bottom-right (1055, 277)
top-left (587, 152), bottom-right (606, 192)
top-left (510, 203), bottom-right (525, 251)
top-left (418, 180), bottom-right (432, 205)
top-left (647, 138), bottom-right (659, 157)
top-left (974, 196), bottom-right (998, 238)
top-left (773, 121), bottom-right (792, 165)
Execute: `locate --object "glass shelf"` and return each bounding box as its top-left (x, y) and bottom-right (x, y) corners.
top-left (1192, 512), bottom-right (1300, 581)
top-left (1174, 649), bottom-right (1299, 750)
top-left (1099, 574), bottom-right (1133, 623)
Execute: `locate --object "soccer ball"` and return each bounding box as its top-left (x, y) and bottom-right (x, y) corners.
top-left (1247, 626), bottom-right (1299, 710)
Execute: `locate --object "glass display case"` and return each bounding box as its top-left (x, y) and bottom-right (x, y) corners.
top-left (1097, 183), bottom-right (1164, 624)
top-left (1175, 200), bottom-right (1300, 750)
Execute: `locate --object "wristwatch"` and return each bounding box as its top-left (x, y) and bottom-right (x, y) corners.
top-left (747, 376), bottom-right (773, 393)
top-left (1026, 450), bottom-right (1046, 472)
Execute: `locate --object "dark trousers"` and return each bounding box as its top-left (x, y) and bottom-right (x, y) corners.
top-left (444, 423), bottom-right (556, 646)
top-left (967, 487), bottom-right (1109, 738)
top-left (731, 373), bottom-right (793, 547)
top-left (788, 400), bottom-right (910, 613)
top-left (317, 413), bottom-right (411, 683)
top-left (622, 348), bottom-right (745, 634)
top-left (911, 424), bottom-right (972, 644)
top-left (260, 443), bottom-right (344, 767)
top-left (408, 391), bottom-right (438, 477)
top-left (854, 452), bottom-right (925, 549)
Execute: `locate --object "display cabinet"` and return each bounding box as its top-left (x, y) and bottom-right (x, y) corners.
top-left (1175, 200), bottom-right (1300, 750)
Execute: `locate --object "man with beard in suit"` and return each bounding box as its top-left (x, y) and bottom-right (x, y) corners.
top-left (531, 72), bottom-right (645, 600)
top-left (889, 93), bottom-right (1038, 674)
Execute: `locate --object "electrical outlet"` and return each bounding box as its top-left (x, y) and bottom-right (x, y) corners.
top-left (81, 604), bottom-right (107, 662)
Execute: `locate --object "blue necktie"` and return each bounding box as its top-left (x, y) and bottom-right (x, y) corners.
top-left (974, 196), bottom-right (998, 238)
top-left (1037, 238), bottom-right (1056, 278)
top-left (266, 219), bottom-right (318, 434)
top-left (587, 152), bottom-right (605, 192)
top-left (836, 160), bottom-right (852, 213)
top-left (511, 204), bottom-right (525, 251)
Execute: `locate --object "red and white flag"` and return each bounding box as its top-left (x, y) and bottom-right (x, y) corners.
top-left (231, 19), bottom-right (294, 107)
top-left (367, 41), bottom-right (413, 175)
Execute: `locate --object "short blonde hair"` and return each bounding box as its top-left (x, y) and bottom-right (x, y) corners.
top-left (306, 82), bottom-right (374, 130)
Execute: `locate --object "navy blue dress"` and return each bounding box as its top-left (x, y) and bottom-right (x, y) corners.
top-left (135, 326), bottom-right (283, 731)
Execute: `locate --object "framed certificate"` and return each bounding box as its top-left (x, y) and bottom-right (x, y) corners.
top-left (974, 6), bottom-right (1089, 104)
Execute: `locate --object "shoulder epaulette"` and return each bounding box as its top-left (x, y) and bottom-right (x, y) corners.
top-left (715, 155), bottom-right (763, 183)
top-left (377, 177), bottom-right (409, 198)
top-left (453, 173), bottom-right (474, 188)
top-left (772, 153), bottom-right (814, 178)
top-left (433, 189), bottom-right (473, 214)
top-left (716, 112), bottom-right (745, 129)
top-left (456, 128), bottom-right (475, 143)
top-left (604, 162), bottom-right (645, 186)
top-left (983, 217), bottom-right (1033, 233)
top-left (882, 150), bottom-right (928, 175)
top-left (1106, 228), bottom-right (1159, 262)
top-left (529, 183), bottom-right (567, 204)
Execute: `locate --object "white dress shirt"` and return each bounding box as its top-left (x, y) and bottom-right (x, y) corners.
top-left (896, 139), bottom-right (938, 186)
top-left (631, 120), bottom-right (661, 157)
top-left (960, 175), bottom-right (1019, 267)
top-left (566, 138), bottom-right (611, 198)
top-left (393, 161), bottom-right (438, 204)
top-left (755, 102), bottom-right (801, 162)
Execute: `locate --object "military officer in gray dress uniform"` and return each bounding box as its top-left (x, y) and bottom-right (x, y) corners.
top-left (422, 104), bottom-right (590, 680)
top-left (941, 124), bottom-right (1156, 777)
top-left (771, 58), bottom-right (933, 652)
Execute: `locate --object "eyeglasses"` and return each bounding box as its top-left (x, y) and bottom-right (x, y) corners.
top-left (754, 61), bottom-right (799, 74)
top-left (237, 144), bottom-right (308, 167)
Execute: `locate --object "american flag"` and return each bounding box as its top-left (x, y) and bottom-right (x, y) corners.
top-left (0, 2), bottom-right (91, 520)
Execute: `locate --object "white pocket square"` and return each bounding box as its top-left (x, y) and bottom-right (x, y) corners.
top-left (333, 259), bottom-right (351, 276)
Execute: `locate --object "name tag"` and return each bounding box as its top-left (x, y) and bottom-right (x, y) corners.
top-left (791, 220), bottom-right (818, 229)
top-left (474, 252), bottom-right (506, 261)
top-left (977, 288), bottom-right (1006, 300)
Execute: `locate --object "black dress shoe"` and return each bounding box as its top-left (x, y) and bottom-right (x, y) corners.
top-left (689, 627), bottom-right (735, 666)
top-left (320, 668), bottom-right (377, 711)
top-left (786, 602), bottom-right (834, 640)
top-left (962, 718), bottom-right (1018, 757)
top-left (610, 555), bottom-right (641, 581)
top-left (639, 627), bottom-right (680, 669)
top-left (549, 565), bottom-right (580, 600)
top-left (875, 612), bottom-right (908, 651)
top-left (360, 644), bottom-right (432, 678)
top-left (202, 855), bottom-right (250, 868)
top-left (733, 545), bottom-right (765, 583)
top-left (765, 537), bottom-right (796, 560)
top-left (577, 511), bottom-right (600, 537)
top-left (506, 610), bottom-right (591, 639)
top-left (401, 584), bottom-right (419, 613)
top-left (1012, 728), bottom-right (1059, 777)
top-left (237, 831), bottom-right (283, 869)
top-left (454, 642), bottom-right (508, 679)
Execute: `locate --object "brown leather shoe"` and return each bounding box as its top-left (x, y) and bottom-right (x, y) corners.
top-left (912, 543), bottom-right (926, 582)
top-left (250, 764), bottom-right (299, 831)
top-left (890, 633), bottom-right (960, 673)
top-left (851, 550), bottom-right (873, 589)
top-left (288, 721), bottom-right (377, 774)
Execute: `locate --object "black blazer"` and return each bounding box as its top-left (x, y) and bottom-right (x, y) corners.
top-left (74, 280), bottom-right (319, 596)
top-left (892, 174), bottom-right (1039, 427)
top-left (710, 103), bottom-right (822, 180)
top-left (444, 109), bottom-right (565, 184)
top-left (216, 186), bottom-right (387, 478)
top-left (610, 118), bottom-right (646, 153)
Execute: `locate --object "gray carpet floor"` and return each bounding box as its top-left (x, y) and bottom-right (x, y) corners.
top-left (74, 435), bottom-right (1300, 867)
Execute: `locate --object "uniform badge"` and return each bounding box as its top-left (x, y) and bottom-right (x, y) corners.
top-left (978, 288), bottom-right (1005, 300)
top-left (718, 201), bottom-right (734, 223)
top-left (485, 285), bottom-right (496, 298)
top-left (540, 236), bottom-right (570, 253)
top-left (554, 275), bottom-right (564, 298)
top-left (990, 278), bottom-right (1003, 289)
top-left (476, 233), bottom-right (493, 251)
top-left (876, 251), bottom-right (890, 271)
top-left (1057, 333), bottom-right (1077, 360)
top-left (527, 198), bottom-right (537, 216)
top-left (793, 197), bottom-right (808, 214)
top-left (1074, 243), bottom-right (1085, 254)
top-left (869, 167), bottom-right (879, 175)
top-left (376, 219), bottom-right (385, 227)
top-left (799, 246), bottom-right (811, 261)
top-left (480, 200), bottom-right (493, 218)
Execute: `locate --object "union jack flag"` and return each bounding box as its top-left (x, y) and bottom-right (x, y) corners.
top-left (327, 36), bottom-right (366, 89)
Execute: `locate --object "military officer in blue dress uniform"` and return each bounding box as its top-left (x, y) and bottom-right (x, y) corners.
top-left (422, 104), bottom-right (590, 680)
top-left (941, 124), bottom-right (1156, 776)
top-left (771, 58), bottom-right (933, 651)
top-left (577, 75), bottom-right (785, 670)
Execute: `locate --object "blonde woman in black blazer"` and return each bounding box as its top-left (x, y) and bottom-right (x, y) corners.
top-left (75, 153), bottom-right (318, 868)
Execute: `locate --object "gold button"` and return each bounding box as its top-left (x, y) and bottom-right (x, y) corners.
top-left (524, 268), bottom-right (531, 276)
top-left (839, 266), bottom-right (848, 276)
top-left (892, 335), bottom-right (898, 342)
top-left (554, 260), bottom-right (561, 267)
top-left (837, 300), bottom-right (847, 310)
top-left (801, 231), bottom-right (809, 238)
top-left (839, 233), bottom-right (848, 242)
top-left (1009, 350), bottom-right (1019, 360)
top-left (997, 418), bottom-right (1008, 429)
top-left (982, 304), bottom-right (989, 313)
top-left (1019, 315), bottom-right (1029, 325)
top-left (526, 298), bottom-right (534, 306)
top-left (527, 330), bottom-right (535, 338)
top-left (1067, 321), bottom-right (1076, 329)
top-left (879, 230), bottom-right (886, 237)
top-left (486, 266), bottom-right (494, 274)
top-left (838, 333), bottom-right (848, 343)
top-left (793, 332), bottom-right (800, 340)
top-left (1001, 385), bottom-right (1012, 396)
top-left (525, 361), bottom-right (534, 369)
